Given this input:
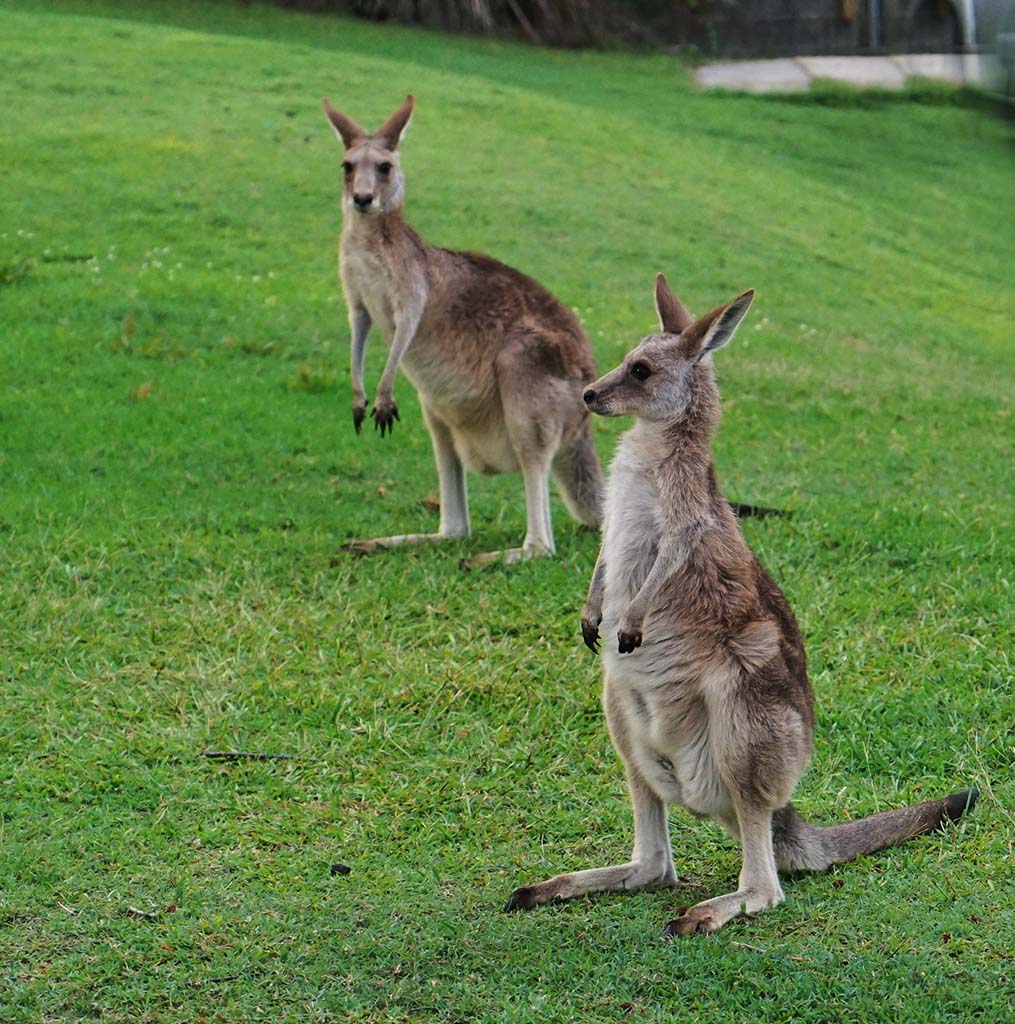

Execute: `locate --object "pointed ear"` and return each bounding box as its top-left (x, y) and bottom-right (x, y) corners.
top-left (684, 289), bottom-right (755, 361)
top-left (375, 94), bottom-right (414, 150)
top-left (322, 99), bottom-right (365, 149)
top-left (654, 273), bottom-right (694, 335)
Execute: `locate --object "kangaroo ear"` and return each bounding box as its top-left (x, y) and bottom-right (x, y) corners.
top-left (684, 289), bottom-right (755, 361)
top-left (375, 94), bottom-right (415, 150)
top-left (654, 273), bottom-right (694, 335)
top-left (322, 99), bottom-right (366, 149)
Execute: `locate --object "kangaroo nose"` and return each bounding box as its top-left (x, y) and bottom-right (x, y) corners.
top-left (353, 193), bottom-right (373, 209)
top-left (583, 388), bottom-right (596, 405)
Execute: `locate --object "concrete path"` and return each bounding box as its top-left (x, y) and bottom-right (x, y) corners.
top-left (694, 52), bottom-right (995, 93)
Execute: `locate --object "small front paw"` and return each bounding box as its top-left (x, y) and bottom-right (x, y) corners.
top-left (581, 614), bottom-right (601, 653)
top-left (371, 396), bottom-right (400, 437)
top-left (352, 399), bottom-right (368, 434)
top-left (617, 625), bottom-right (643, 654)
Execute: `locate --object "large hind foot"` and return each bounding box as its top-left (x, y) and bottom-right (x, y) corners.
top-left (505, 858), bottom-right (677, 912)
top-left (461, 541), bottom-right (552, 570)
top-left (338, 532), bottom-right (445, 556)
top-left (663, 882), bottom-right (784, 938)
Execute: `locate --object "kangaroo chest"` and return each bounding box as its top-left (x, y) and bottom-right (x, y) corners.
top-left (340, 244), bottom-right (398, 341)
top-left (339, 234), bottom-right (500, 443)
top-left (600, 457), bottom-right (661, 617)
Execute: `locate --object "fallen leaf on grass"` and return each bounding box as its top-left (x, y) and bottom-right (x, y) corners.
top-left (129, 380), bottom-right (152, 401)
top-left (732, 941), bottom-right (770, 954)
top-left (125, 906), bottom-right (158, 920)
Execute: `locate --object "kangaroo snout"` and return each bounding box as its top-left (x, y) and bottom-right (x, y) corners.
top-left (583, 385), bottom-right (607, 415)
top-left (353, 193), bottom-right (374, 211)
top-left (583, 372), bottom-right (620, 416)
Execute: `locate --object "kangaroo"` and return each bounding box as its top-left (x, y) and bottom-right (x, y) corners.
top-left (505, 274), bottom-right (978, 935)
top-left (322, 95), bottom-right (603, 565)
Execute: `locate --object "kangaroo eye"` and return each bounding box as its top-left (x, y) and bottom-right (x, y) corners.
top-left (377, 161), bottom-right (392, 175)
top-left (341, 161), bottom-right (353, 175)
top-left (630, 361), bottom-right (652, 381)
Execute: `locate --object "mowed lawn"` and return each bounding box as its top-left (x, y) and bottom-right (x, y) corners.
top-left (1, 1), bottom-right (1013, 1020)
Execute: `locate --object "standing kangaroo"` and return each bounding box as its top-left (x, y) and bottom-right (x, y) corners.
top-left (506, 274), bottom-right (978, 935)
top-left (322, 95), bottom-right (603, 564)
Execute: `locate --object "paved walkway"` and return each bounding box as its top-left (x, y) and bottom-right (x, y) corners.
top-left (694, 52), bottom-right (995, 93)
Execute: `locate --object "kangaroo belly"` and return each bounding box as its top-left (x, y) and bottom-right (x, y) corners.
top-left (450, 422), bottom-right (519, 476)
top-left (609, 672), bottom-right (732, 820)
top-left (401, 337), bottom-right (486, 405)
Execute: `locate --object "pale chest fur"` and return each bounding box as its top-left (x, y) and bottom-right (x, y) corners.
top-left (599, 429), bottom-right (734, 821)
top-left (602, 471), bottom-right (657, 615)
top-left (340, 235), bottom-right (448, 400)
top-left (600, 429), bottom-right (670, 622)
top-left (340, 240), bottom-right (398, 341)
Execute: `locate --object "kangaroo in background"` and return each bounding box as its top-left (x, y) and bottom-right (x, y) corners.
top-left (322, 95), bottom-right (603, 565)
top-left (506, 274), bottom-right (978, 935)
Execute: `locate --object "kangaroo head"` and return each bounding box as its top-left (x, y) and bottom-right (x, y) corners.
top-left (583, 274), bottom-right (754, 423)
top-left (322, 94), bottom-right (414, 216)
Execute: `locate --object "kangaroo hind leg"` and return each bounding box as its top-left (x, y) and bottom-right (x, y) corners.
top-left (339, 404), bottom-right (469, 555)
top-left (465, 370), bottom-right (562, 567)
top-left (665, 803), bottom-right (783, 937)
top-left (506, 761), bottom-right (676, 911)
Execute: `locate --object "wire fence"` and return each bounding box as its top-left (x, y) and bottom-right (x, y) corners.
top-left (258, 0), bottom-right (977, 54)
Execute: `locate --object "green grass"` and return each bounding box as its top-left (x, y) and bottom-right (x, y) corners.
top-left (1, 1), bottom-right (1013, 1020)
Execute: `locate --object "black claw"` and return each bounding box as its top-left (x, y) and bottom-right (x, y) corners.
top-left (370, 404), bottom-right (398, 438)
top-left (353, 406), bottom-right (366, 434)
top-left (663, 906), bottom-right (697, 939)
top-left (581, 619), bottom-right (601, 653)
top-left (504, 886), bottom-right (537, 912)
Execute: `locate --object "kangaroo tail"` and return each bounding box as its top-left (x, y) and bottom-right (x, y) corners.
top-left (772, 789), bottom-right (979, 872)
top-left (552, 419), bottom-right (603, 528)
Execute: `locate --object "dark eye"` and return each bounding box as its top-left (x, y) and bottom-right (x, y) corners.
top-left (341, 160), bottom-right (353, 175)
top-left (630, 361), bottom-right (652, 381)
top-left (377, 161), bottom-right (392, 175)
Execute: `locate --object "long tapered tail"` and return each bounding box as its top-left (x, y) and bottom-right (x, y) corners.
top-left (552, 419), bottom-right (603, 528)
top-left (772, 789), bottom-right (979, 872)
